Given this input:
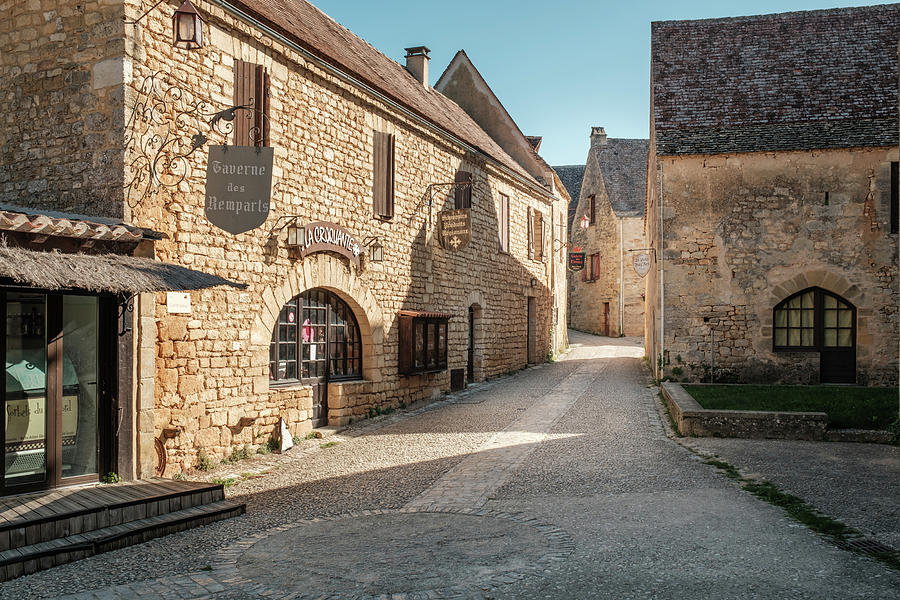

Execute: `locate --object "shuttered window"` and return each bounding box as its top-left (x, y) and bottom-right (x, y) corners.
top-left (398, 312), bottom-right (449, 375)
top-left (527, 207), bottom-right (533, 259)
top-left (499, 193), bottom-right (509, 253)
top-left (891, 161), bottom-right (898, 234)
top-left (581, 261), bottom-right (588, 282)
top-left (533, 211), bottom-right (544, 262)
top-left (454, 170), bottom-right (472, 209)
top-left (373, 131), bottom-right (395, 219)
top-left (591, 253), bottom-right (600, 281)
top-left (233, 59), bottom-right (270, 146)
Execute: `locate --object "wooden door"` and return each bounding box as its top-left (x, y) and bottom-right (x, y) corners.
top-left (526, 297), bottom-right (536, 364)
top-left (603, 302), bottom-right (610, 337)
top-left (818, 292), bottom-right (855, 384)
top-left (467, 307), bottom-right (475, 383)
top-left (301, 291), bottom-right (329, 428)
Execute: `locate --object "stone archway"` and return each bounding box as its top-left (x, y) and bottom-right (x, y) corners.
top-left (251, 253), bottom-right (385, 383)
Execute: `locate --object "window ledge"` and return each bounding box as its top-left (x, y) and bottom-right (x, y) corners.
top-left (268, 380), bottom-right (311, 391)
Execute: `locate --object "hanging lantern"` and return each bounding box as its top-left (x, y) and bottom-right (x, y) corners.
top-left (173, 1), bottom-right (204, 50)
top-left (579, 214), bottom-right (590, 230)
top-left (367, 237), bottom-right (384, 263)
top-left (286, 220), bottom-right (304, 249)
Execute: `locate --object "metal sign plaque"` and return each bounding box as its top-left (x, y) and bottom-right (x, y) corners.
top-left (633, 252), bottom-right (651, 278)
top-left (299, 221), bottom-right (362, 269)
top-left (439, 208), bottom-right (471, 251)
top-left (568, 252), bottom-right (586, 272)
top-left (204, 145), bottom-right (274, 234)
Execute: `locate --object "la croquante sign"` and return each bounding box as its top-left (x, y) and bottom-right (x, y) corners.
top-left (299, 221), bottom-right (362, 269)
top-left (205, 145), bottom-right (274, 234)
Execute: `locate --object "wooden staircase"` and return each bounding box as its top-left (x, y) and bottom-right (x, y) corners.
top-left (0, 479), bottom-right (245, 581)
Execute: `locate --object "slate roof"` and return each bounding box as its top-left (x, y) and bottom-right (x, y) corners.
top-left (594, 139), bottom-right (648, 217)
top-left (552, 165), bottom-right (585, 228)
top-left (225, 0), bottom-right (538, 185)
top-left (651, 3), bottom-right (900, 155)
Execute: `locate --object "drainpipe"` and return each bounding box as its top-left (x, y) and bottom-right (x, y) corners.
top-left (658, 160), bottom-right (665, 379)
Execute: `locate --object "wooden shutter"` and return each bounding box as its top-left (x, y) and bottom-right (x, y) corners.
top-left (234, 60), bottom-right (268, 146)
top-left (592, 253), bottom-right (601, 281)
top-left (533, 212), bottom-right (544, 262)
top-left (499, 193), bottom-right (509, 253)
top-left (454, 170), bottom-right (472, 209)
top-left (581, 262), bottom-right (588, 282)
top-left (891, 161), bottom-right (898, 234)
top-left (373, 132), bottom-right (394, 218)
top-left (527, 206), bottom-right (533, 259)
top-left (398, 313), bottom-right (412, 374)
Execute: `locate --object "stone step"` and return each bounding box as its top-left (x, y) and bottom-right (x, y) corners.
top-left (0, 499), bottom-right (245, 581)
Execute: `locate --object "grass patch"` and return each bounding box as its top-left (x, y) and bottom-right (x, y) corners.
top-left (684, 384), bottom-right (897, 430)
top-left (211, 477), bottom-right (237, 488)
top-left (320, 441), bottom-right (338, 449)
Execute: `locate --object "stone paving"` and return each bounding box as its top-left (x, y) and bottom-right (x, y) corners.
top-left (3, 331), bottom-right (899, 599)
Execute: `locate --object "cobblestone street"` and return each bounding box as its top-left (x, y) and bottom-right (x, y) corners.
top-left (3, 331), bottom-right (898, 599)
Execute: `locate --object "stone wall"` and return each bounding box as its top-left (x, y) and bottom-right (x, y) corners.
top-left (0, 0), bottom-right (126, 217)
top-left (124, 2), bottom-right (563, 474)
top-left (650, 147), bottom-right (898, 385)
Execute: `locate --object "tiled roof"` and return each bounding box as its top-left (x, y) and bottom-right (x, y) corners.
top-left (226, 0), bottom-right (537, 184)
top-left (526, 136), bottom-right (542, 152)
top-left (0, 206), bottom-right (152, 242)
top-left (652, 3), bottom-right (900, 155)
top-left (552, 165), bottom-right (585, 227)
top-left (594, 139), bottom-right (648, 217)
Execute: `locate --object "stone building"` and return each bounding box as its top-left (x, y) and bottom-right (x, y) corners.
top-left (555, 128), bottom-right (648, 337)
top-left (0, 0), bottom-right (568, 492)
top-left (646, 5), bottom-right (899, 385)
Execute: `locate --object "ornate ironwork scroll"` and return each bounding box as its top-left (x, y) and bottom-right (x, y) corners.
top-left (125, 70), bottom-right (268, 207)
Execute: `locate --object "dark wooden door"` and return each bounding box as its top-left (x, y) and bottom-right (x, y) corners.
top-left (818, 292), bottom-right (855, 384)
top-left (526, 297), bottom-right (536, 364)
top-left (820, 348), bottom-right (856, 384)
top-left (602, 302), bottom-right (610, 337)
top-left (467, 307), bottom-right (475, 383)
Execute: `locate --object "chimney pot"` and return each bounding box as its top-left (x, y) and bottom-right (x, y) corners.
top-left (404, 45), bottom-right (431, 88)
top-left (590, 126), bottom-right (607, 148)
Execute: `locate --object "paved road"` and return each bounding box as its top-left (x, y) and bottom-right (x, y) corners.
top-left (4, 331), bottom-right (898, 599)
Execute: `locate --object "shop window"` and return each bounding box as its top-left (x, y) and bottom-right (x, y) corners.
top-left (373, 131), bottom-right (395, 219)
top-left (398, 311), bottom-right (449, 375)
top-left (454, 170), bottom-right (472, 209)
top-left (269, 289), bottom-right (362, 383)
top-left (773, 287), bottom-right (854, 351)
top-left (233, 59), bottom-right (270, 146)
top-left (498, 193), bottom-right (509, 253)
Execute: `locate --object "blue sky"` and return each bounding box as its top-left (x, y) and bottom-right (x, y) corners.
top-left (312, 0), bottom-right (892, 166)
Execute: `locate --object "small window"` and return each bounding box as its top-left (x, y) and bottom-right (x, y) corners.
top-left (498, 193), bottom-right (510, 253)
top-left (373, 131), bottom-right (395, 219)
top-left (589, 195), bottom-right (596, 226)
top-left (398, 311), bottom-right (449, 375)
top-left (233, 59), bottom-right (270, 146)
top-left (890, 161), bottom-right (898, 234)
top-left (454, 170), bottom-right (472, 209)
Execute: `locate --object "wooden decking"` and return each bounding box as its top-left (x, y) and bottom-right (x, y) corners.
top-left (0, 479), bottom-right (245, 581)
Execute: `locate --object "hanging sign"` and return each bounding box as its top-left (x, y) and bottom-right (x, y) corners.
top-left (568, 252), bottom-right (586, 272)
top-left (633, 252), bottom-right (651, 278)
top-left (439, 208), bottom-right (471, 251)
top-left (204, 145), bottom-right (274, 234)
top-left (299, 221), bottom-right (362, 269)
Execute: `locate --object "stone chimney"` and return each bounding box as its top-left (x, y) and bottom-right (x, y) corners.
top-left (590, 126), bottom-right (608, 149)
top-left (404, 46), bottom-right (431, 88)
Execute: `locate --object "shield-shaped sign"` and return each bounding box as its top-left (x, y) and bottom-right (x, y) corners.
top-left (439, 208), bottom-right (471, 251)
top-left (633, 252), bottom-right (651, 278)
top-left (568, 252), bottom-right (586, 272)
top-left (204, 145), bottom-right (274, 234)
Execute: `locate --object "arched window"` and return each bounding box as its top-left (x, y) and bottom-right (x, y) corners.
top-left (773, 287), bottom-right (855, 351)
top-left (269, 289), bottom-right (362, 383)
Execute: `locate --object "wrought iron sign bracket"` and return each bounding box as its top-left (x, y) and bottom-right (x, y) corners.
top-left (628, 247), bottom-right (657, 258)
top-left (417, 181), bottom-right (474, 225)
top-left (117, 293), bottom-right (137, 337)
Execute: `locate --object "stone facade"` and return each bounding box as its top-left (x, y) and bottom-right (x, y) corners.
top-left (646, 6), bottom-right (899, 387)
top-left (1, 0), bottom-right (568, 479)
top-left (560, 129), bottom-right (648, 337)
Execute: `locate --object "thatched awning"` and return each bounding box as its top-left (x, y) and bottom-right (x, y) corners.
top-left (0, 246), bottom-right (245, 294)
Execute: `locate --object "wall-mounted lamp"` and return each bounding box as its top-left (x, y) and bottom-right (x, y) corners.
top-left (530, 278), bottom-right (537, 287)
top-left (126, 0), bottom-right (204, 50)
top-left (364, 236), bottom-right (384, 263)
top-left (578, 214), bottom-right (590, 230)
top-left (285, 219), bottom-right (304, 249)
top-left (173, 1), bottom-right (204, 50)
